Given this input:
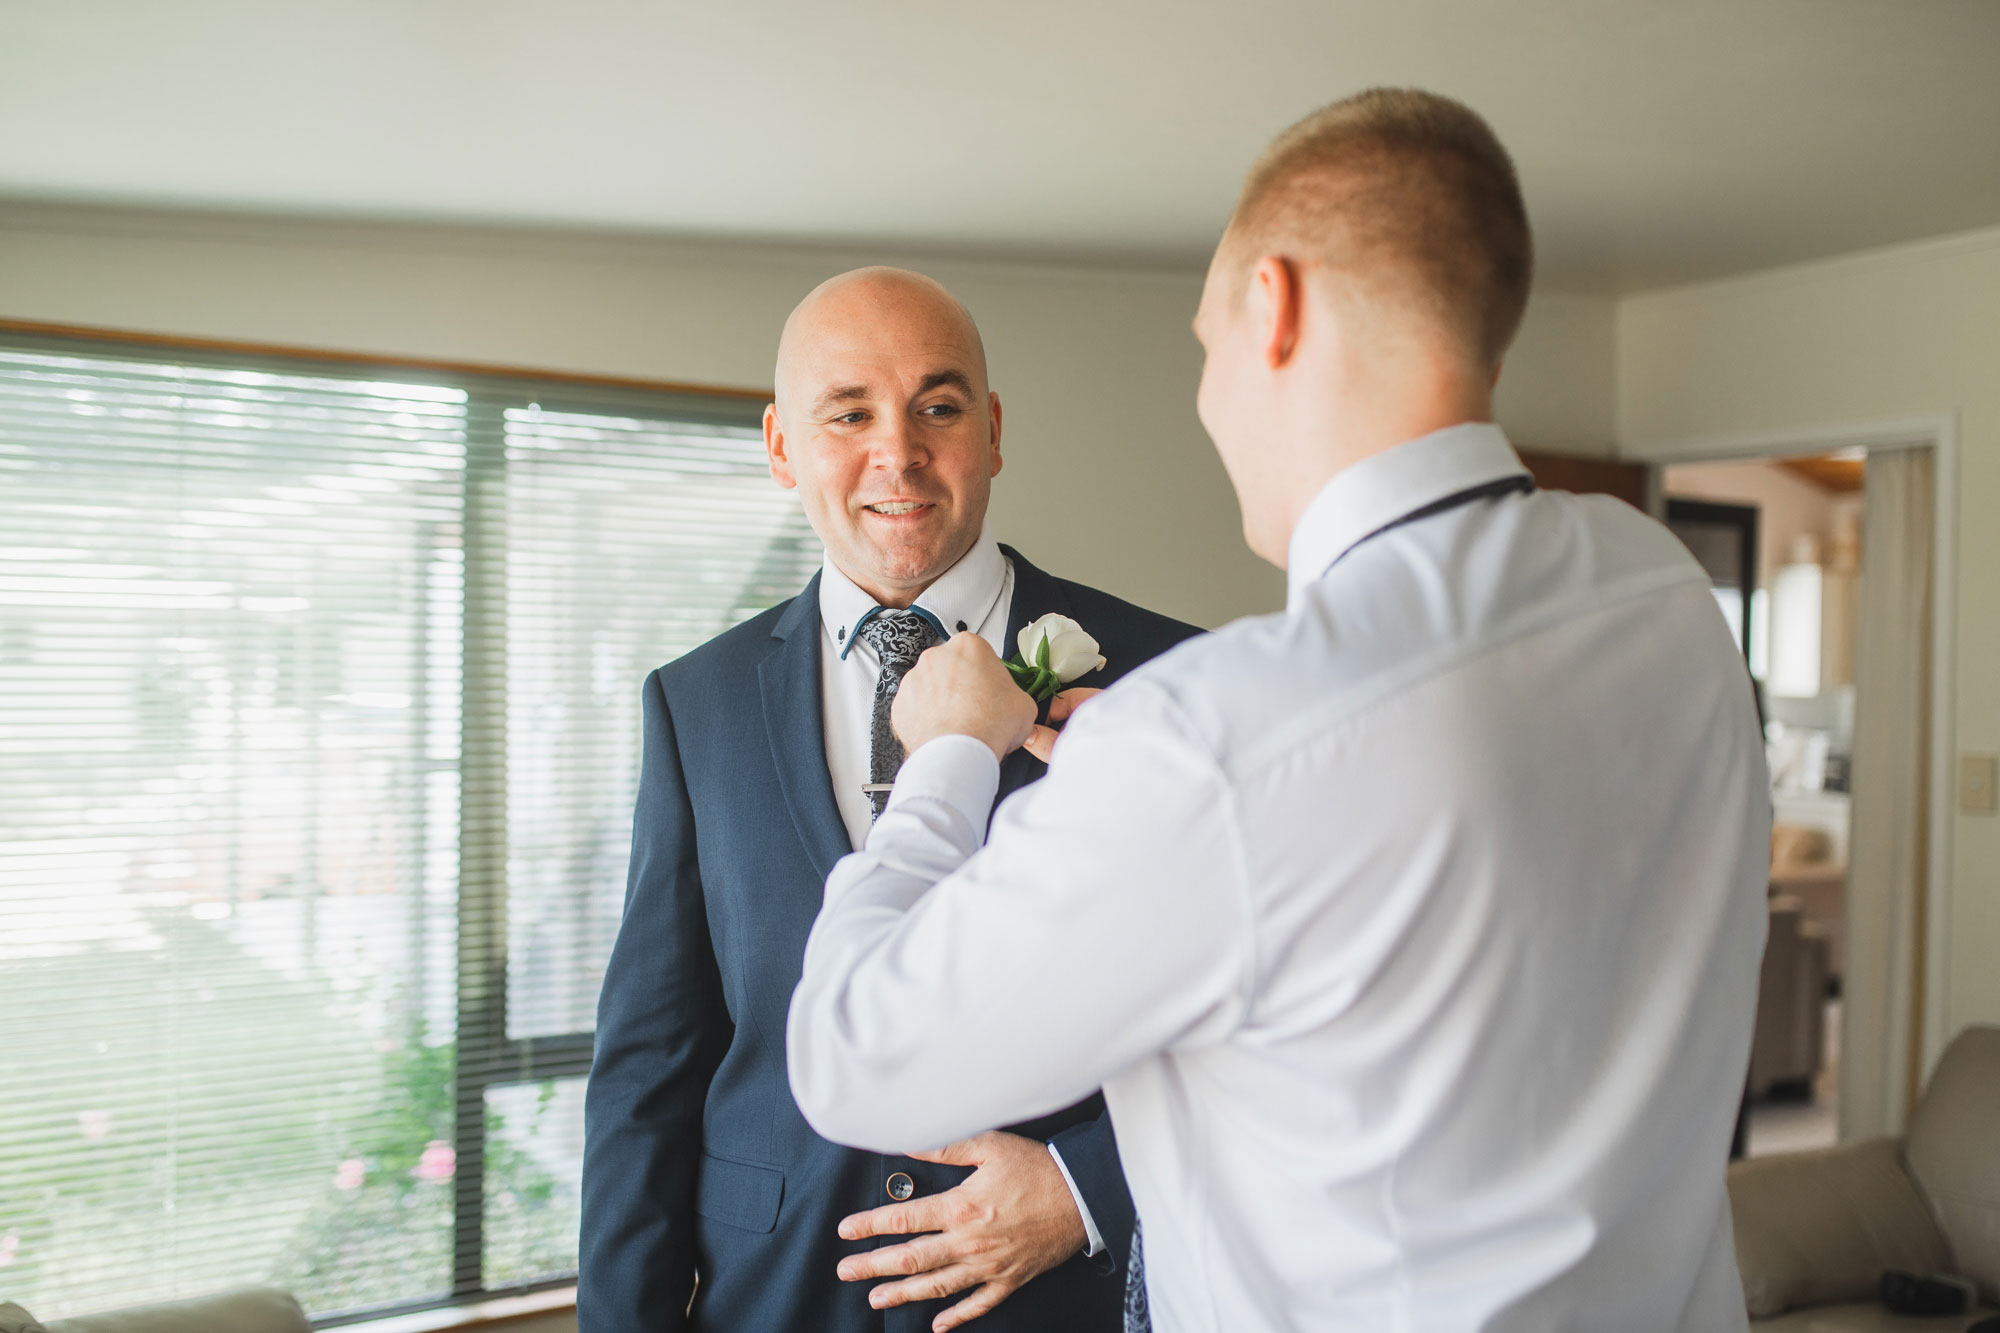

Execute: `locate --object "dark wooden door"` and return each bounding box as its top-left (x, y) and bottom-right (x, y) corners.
top-left (1515, 449), bottom-right (1650, 509)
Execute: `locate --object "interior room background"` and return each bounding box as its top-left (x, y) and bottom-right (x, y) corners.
top-left (3, 199), bottom-right (1997, 1326)
top-left (0, 200), bottom-right (1615, 1323)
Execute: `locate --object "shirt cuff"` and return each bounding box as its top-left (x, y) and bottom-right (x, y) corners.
top-left (875, 733), bottom-right (1001, 837)
top-left (1046, 1142), bottom-right (1106, 1258)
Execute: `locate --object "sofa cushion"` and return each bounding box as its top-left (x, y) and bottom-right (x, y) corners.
top-left (40, 1289), bottom-right (308, 1333)
top-left (1753, 1302), bottom-right (1997, 1331)
top-left (0, 1304), bottom-right (50, 1333)
top-left (1730, 1137), bottom-right (1952, 1318)
top-left (1905, 1026), bottom-right (2000, 1307)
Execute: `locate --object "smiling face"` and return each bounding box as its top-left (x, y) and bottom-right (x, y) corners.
top-left (765, 269), bottom-right (1003, 607)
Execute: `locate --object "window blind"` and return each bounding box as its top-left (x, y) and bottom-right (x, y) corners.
top-left (0, 340), bottom-right (822, 1320)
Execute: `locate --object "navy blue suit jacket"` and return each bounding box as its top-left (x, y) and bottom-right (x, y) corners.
top-left (580, 547), bottom-right (1202, 1333)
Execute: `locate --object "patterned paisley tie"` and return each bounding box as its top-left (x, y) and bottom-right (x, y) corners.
top-left (1124, 1217), bottom-right (1150, 1332)
top-left (853, 608), bottom-right (947, 819)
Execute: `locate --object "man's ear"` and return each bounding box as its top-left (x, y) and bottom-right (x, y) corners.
top-left (1252, 255), bottom-right (1303, 370)
top-left (764, 403), bottom-right (797, 489)
top-left (986, 391), bottom-right (1004, 478)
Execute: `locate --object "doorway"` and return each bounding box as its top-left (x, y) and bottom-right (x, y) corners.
top-left (1522, 424), bottom-right (1954, 1152)
top-left (1623, 418), bottom-right (1954, 1155)
top-left (1664, 454), bottom-right (1865, 1155)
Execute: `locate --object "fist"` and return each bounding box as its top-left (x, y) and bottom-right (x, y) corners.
top-left (892, 633), bottom-right (1038, 763)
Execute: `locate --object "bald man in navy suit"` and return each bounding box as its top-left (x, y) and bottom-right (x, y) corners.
top-left (581, 267), bottom-right (1200, 1332)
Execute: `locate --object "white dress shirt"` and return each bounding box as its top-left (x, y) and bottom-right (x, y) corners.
top-left (815, 528), bottom-right (1106, 1257)
top-left (790, 424), bottom-right (1770, 1332)
top-left (819, 528), bottom-right (1014, 853)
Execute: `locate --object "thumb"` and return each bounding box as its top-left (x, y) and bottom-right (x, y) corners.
top-left (1022, 724), bottom-right (1059, 764)
top-left (905, 1133), bottom-right (993, 1167)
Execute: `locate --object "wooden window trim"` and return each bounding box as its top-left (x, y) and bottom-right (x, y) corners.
top-left (328, 1287), bottom-right (576, 1333)
top-left (0, 316), bottom-right (771, 403)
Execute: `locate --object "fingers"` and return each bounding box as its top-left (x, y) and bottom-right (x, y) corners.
top-left (862, 1263), bottom-right (982, 1310)
top-left (837, 1233), bottom-right (958, 1283)
top-left (934, 1282), bottom-right (1015, 1332)
top-left (1023, 688), bottom-right (1106, 762)
top-left (891, 635), bottom-right (1037, 760)
top-left (838, 1196), bottom-right (946, 1240)
top-left (1046, 687), bottom-right (1103, 725)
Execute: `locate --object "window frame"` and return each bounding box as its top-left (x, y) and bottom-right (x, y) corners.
top-left (0, 318), bottom-right (774, 1325)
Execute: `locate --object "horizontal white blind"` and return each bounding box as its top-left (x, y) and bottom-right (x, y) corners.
top-left (495, 403), bottom-right (822, 1043)
top-left (0, 342), bottom-right (822, 1320)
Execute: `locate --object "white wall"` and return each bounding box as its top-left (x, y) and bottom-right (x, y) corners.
top-left (1496, 290), bottom-right (1618, 456)
top-left (1618, 223), bottom-right (2000, 1049)
top-left (0, 203), bottom-right (1616, 632)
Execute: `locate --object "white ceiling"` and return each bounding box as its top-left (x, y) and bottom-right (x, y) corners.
top-left (3, 0), bottom-right (1997, 292)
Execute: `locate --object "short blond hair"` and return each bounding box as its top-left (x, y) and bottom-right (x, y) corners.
top-left (1224, 88), bottom-right (1533, 367)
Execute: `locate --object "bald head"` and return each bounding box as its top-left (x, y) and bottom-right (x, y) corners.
top-left (775, 267), bottom-right (989, 415)
top-left (762, 267), bottom-right (1004, 607)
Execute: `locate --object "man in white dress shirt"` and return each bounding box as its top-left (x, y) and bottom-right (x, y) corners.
top-left (788, 90), bottom-right (1771, 1331)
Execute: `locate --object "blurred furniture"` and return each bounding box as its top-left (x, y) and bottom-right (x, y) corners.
top-left (1730, 1025), bottom-right (2000, 1329)
top-left (1752, 895), bottom-right (1833, 1097)
top-left (1771, 861), bottom-right (1848, 982)
top-left (0, 1288), bottom-right (307, 1333)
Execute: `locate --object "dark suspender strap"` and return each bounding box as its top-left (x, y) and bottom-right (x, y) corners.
top-left (1325, 473), bottom-right (1535, 575)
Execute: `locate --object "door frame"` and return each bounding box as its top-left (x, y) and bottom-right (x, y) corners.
top-left (1663, 498), bottom-right (1761, 667)
top-left (1621, 411), bottom-right (1960, 1127)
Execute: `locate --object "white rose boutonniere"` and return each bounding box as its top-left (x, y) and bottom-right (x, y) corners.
top-left (1004, 613), bottom-right (1107, 703)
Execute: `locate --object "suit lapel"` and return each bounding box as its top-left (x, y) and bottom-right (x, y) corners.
top-left (757, 574), bottom-right (854, 884)
top-left (761, 552), bottom-right (1070, 859)
top-left (995, 545), bottom-right (1066, 805)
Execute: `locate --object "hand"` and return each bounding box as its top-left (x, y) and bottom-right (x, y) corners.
top-left (1021, 688), bottom-right (1102, 763)
top-left (834, 1131), bottom-right (1088, 1332)
top-left (892, 633), bottom-right (1038, 763)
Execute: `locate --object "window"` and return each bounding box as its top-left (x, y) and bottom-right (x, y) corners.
top-left (0, 333), bottom-right (821, 1319)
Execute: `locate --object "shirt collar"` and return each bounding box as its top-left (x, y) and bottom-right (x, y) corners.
top-left (819, 524), bottom-right (1009, 655)
top-left (1284, 422), bottom-right (1531, 610)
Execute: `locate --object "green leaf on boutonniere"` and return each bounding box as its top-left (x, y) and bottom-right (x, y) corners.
top-left (1003, 647), bottom-right (1061, 704)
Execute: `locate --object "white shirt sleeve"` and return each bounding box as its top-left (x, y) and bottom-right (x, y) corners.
top-left (1046, 1142), bottom-right (1105, 1257)
top-left (786, 689), bottom-right (1254, 1154)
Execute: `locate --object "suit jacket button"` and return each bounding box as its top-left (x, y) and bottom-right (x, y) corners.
top-left (886, 1172), bottom-right (915, 1202)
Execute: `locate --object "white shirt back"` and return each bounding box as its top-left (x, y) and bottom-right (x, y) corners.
top-left (790, 425), bottom-right (1771, 1332)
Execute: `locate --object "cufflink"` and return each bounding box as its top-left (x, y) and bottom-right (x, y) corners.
top-left (885, 1172), bottom-right (914, 1202)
